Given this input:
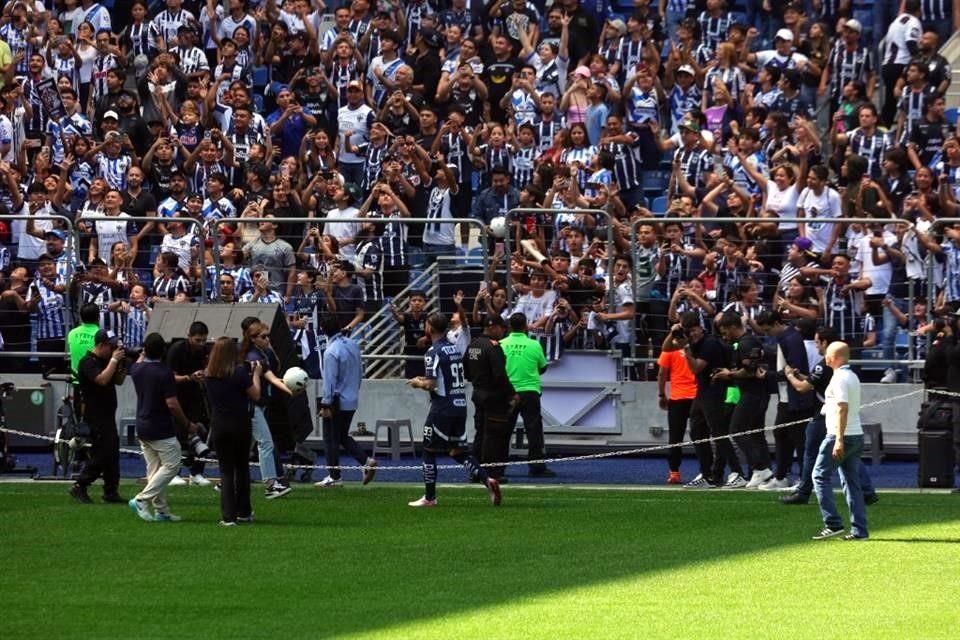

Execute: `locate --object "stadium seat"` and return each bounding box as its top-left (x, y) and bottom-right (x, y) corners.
top-left (408, 246), bottom-right (425, 268)
top-left (640, 170), bottom-right (669, 197)
top-left (252, 66), bottom-right (268, 89)
top-left (463, 246), bottom-right (485, 266)
top-left (946, 108), bottom-right (959, 126)
top-left (651, 196), bottom-right (668, 216)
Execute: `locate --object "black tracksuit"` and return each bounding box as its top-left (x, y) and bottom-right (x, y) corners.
top-left (464, 334), bottom-right (515, 479)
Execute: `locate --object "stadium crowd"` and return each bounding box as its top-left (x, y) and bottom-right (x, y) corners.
top-left (0, 1), bottom-right (958, 463)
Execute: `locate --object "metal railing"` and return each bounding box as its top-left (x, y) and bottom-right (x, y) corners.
top-left (627, 215), bottom-right (920, 367)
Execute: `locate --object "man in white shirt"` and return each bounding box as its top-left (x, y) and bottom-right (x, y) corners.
top-left (323, 181), bottom-right (361, 258)
top-left (811, 341), bottom-right (869, 541)
top-left (881, 0), bottom-right (923, 126)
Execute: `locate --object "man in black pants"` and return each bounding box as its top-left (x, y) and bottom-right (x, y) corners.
top-left (501, 312), bottom-right (554, 477)
top-left (315, 316), bottom-right (377, 488)
top-left (664, 311), bottom-right (740, 489)
top-left (757, 310), bottom-right (816, 490)
top-left (71, 330), bottom-right (126, 504)
top-left (713, 311), bottom-right (774, 489)
top-left (166, 322), bottom-right (212, 486)
top-left (465, 314), bottom-right (516, 482)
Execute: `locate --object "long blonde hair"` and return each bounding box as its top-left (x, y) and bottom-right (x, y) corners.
top-left (206, 336), bottom-right (239, 378)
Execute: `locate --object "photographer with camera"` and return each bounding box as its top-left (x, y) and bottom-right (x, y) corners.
top-left (662, 311), bottom-right (739, 489)
top-left (712, 311), bottom-right (775, 489)
top-left (70, 329), bottom-right (126, 505)
top-left (166, 321), bottom-right (212, 486)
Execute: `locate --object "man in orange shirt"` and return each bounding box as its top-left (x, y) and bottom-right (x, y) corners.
top-left (657, 321), bottom-right (699, 484)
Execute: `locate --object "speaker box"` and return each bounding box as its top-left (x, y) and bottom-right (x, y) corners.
top-left (918, 430), bottom-right (955, 488)
top-left (146, 303), bottom-right (298, 369)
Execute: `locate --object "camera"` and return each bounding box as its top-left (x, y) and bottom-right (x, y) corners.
top-left (188, 430), bottom-right (211, 459)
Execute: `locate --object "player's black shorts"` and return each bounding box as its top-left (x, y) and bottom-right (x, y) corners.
top-left (423, 411), bottom-right (468, 451)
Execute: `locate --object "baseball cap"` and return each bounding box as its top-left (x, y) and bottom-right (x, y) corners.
top-left (342, 182), bottom-right (361, 202)
top-left (44, 229), bottom-right (66, 241)
top-left (574, 65), bottom-right (591, 79)
top-left (843, 19), bottom-right (862, 33)
top-left (793, 236), bottom-right (813, 252)
top-left (677, 64), bottom-right (695, 76)
top-left (94, 329), bottom-right (118, 346)
top-left (420, 29), bottom-right (442, 48)
top-left (103, 110), bottom-right (119, 120)
top-left (484, 315), bottom-right (507, 329)
top-left (679, 120), bottom-right (700, 133)
top-left (775, 28), bottom-right (794, 42)
top-left (186, 191), bottom-right (204, 201)
top-left (346, 79), bottom-right (363, 90)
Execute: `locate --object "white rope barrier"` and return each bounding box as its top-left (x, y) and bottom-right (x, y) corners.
top-left (0, 388), bottom-right (940, 473)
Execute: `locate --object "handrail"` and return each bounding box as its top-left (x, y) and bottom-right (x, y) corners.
top-left (506, 207), bottom-right (616, 307)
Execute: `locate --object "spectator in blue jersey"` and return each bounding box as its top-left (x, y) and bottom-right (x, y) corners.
top-left (27, 253), bottom-right (68, 373)
top-left (407, 311), bottom-right (502, 507)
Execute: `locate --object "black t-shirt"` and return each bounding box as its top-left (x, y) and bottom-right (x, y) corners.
top-left (807, 357), bottom-right (832, 409)
top-left (129, 361), bottom-right (178, 440)
top-left (402, 311), bottom-right (427, 356)
top-left (690, 334), bottom-right (729, 401)
top-left (78, 352), bottom-right (118, 426)
top-left (333, 283), bottom-right (364, 329)
top-left (732, 333), bottom-right (766, 396)
top-left (204, 366), bottom-right (253, 431)
top-left (482, 57), bottom-right (520, 122)
top-left (166, 339), bottom-right (207, 421)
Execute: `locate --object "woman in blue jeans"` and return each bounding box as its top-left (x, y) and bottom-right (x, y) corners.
top-left (240, 319), bottom-right (295, 499)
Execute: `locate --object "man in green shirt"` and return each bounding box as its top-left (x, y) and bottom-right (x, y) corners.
top-left (500, 312), bottom-right (554, 477)
top-left (68, 303), bottom-right (102, 383)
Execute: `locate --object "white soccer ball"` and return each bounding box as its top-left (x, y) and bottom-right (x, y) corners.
top-left (489, 215), bottom-right (508, 238)
top-left (282, 366), bottom-right (309, 393)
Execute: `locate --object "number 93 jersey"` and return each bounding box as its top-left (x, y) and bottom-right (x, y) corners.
top-left (424, 338), bottom-right (468, 417)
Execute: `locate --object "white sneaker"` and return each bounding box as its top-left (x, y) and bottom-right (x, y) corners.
top-left (314, 475), bottom-right (343, 488)
top-left (722, 472), bottom-right (748, 489)
top-left (190, 474), bottom-right (212, 487)
top-left (758, 476), bottom-right (793, 491)
top-left (169, 475), bottom-right (188, 486)
top-left (746, 468), bottom-right (774, 489)
top-left (408, 496), bottom-right (437, 507)
top-left (880, 368), bottom-right (897, 384)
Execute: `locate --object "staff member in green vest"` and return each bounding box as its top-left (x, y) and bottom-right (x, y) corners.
top-left (500, 312), bottom-right (555, 478)
top-left (68, 303), bottom-right (102, 381)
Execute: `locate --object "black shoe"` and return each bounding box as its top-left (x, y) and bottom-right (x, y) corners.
top-left (864, 493), bottom-right (879, 506)
top-left (102, 493), bottom-right (125, 503)
top-left (70, 483), bottom-right (93, 504)
top-left (529, 468), bottom-right (557, 478)
top-left (811, 526), bottom-right (845, 540)
top-left (843, 534), bottom-right (868, 541)
top-left (780, 492), bottom-right (810, 505)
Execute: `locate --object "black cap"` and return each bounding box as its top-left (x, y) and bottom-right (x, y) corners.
top-left (94, 329), bottom-right (118, 346)
top-left (484, 315), bottom-right (507, 328)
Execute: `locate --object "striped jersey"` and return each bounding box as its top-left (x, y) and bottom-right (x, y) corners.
top-left (600, 134), bottom-right (642, 191)
top-left (697, 11), bottom-right (732, 52)
top-left (826, 42), bottom-right (875, 101)
top-left (27, 276), bottom-right (66, 340)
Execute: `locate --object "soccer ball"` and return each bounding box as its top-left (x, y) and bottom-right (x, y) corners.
top-left (489, 216), bottom-right (507, 238)
top-left (282, 367), bottom-right (309, 393)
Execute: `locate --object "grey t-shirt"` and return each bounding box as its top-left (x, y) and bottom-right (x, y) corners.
top-left (244, 237), bottom-right (295, 291)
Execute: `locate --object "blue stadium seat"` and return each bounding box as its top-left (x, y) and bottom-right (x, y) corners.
top-left (253, 94), bottom-right (264, 113)
top-left (946, 108), bottom-right (959, 126)
top-left (252, 66), bottom-right (269, 88)
top-left (408, 246), bottom-right (425, 268)
top-left (464, 246), bottom-right (485, 266)
top-left (641, 170), bottom-right (669, 196)
top-left (651, 196), bottom-right (668, 216)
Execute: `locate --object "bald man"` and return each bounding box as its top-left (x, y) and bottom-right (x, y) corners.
top-left (811, 342), bottom-right (869, 541)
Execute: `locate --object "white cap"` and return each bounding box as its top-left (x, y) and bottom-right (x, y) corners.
top-left (843, 18), bottom-right (862, 33)
top-left (103, 110), bottom-right (119, 120)
top-left (677, 64), bottom-right (695, 76)
top-left (775, 28), bottom-right (794, 42)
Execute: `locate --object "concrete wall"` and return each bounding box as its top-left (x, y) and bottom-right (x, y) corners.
top-left (5, 374), bottom-right (923, 453)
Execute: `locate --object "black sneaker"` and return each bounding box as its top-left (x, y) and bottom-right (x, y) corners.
top-left (102, 493), bottom-right (125, 504)
top-left (781, 492), bottom-right (810, 505)
top-left (811, 527), bottom-right (845, 540)
top-left (70, 483), bottom-right (93, 504)
top-left (843, 534), bottom-right (868, 541)
top-left (265, 481), bottom-right (292, 500)
top-left (864, 493), bottom-right (879, 506)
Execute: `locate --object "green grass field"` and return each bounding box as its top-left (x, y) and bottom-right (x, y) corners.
top-left (2, 482), bottom-right (958, 639)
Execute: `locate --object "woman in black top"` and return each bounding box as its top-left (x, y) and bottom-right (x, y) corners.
top-left (204, 337), bottom-right (262, 526)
